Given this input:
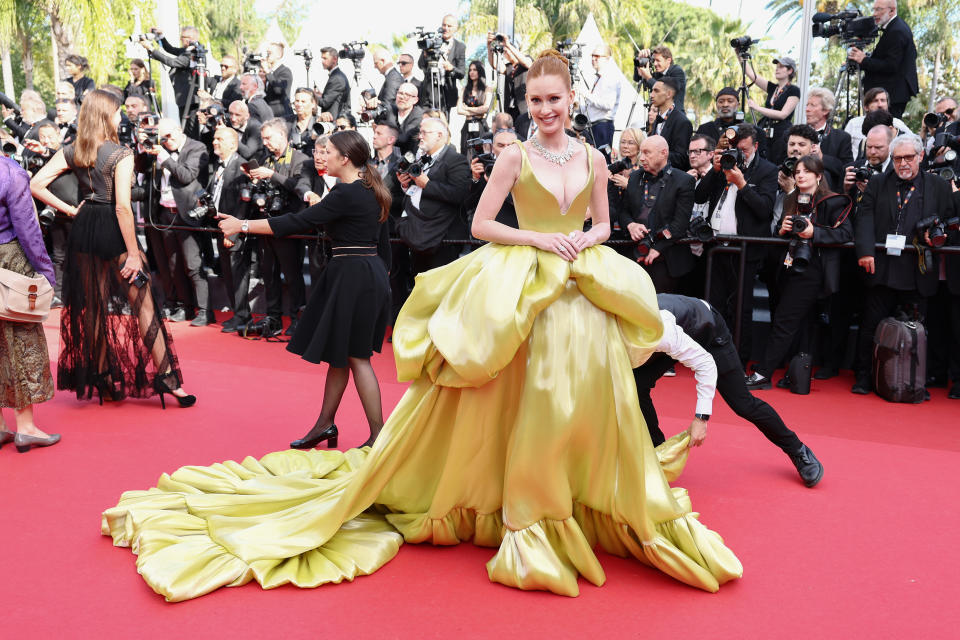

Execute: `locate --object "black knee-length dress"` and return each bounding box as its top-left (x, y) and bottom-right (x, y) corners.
top-left (267, 180), bottom-right (390, 367)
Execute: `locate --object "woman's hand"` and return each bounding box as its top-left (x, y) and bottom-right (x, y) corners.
top-left (746, 98), bottom-right (759, 111)
top-left (534, 231), bottom-right (579, 261)
top-left (567, 229), bottom-right (598, 252)
top-left (120, 253), bottom-right (143, 283)
top-left (778, 215), bottom-right (792, 236)
top-left (217, 213), bottom-right (243, 237)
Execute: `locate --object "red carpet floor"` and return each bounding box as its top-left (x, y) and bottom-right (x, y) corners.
top-left (2, 311), bottom-right (959, 639)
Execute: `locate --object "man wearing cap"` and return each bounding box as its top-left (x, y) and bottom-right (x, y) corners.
top-left (847, 0), bottom-right (918, 119)
top-left (745, 55), bottom-right (801, 165)
top-left (697, 88), bottom-right (743, 144)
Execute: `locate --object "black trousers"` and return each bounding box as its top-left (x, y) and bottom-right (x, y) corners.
top-left (645, 258), bottom-right (679, 294)
top-left (143, 207), bottom-right (191, 309)
top-left (219, 235), bottom-right (255, 324)
top-left (173, 227), bottom-right (210, 313)
top-left (889, 101), bottom-right (907, 119)
top-left (822, 256), bottom-right (864, 371)
top-left (589, 120), bottom-right (614, 160)
top-left (47, 218), bottom-right (72, 299)
top-left (855, 285), bottom-right (926, 378)
top-left (756, 257), bottom-right (824, 378)
top-left (926, 282), bottom-right (960, 382)
top-left (708, 253), bottom-right (762, 362)
top-left (634, 318), bottom-right (803, 455)
top-left (390, 243), bottom-right (412, 323)
top-left (261, 236), bottom-right (305, 320)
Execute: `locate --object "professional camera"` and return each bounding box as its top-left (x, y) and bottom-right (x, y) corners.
top-left (812, 10), bottom-right (878, 50)
top-left (634, 230), bottom-right (664, 261)
top-left (924, 111), bottom-right (951, 130)
top-left (608, 158), bottom-right (633, 174)
top-left (785, 193), bottom-right (814, 273)
top-left (490, 33), bottom-right (508, 54)
top-left (199, 103), bottom-right (226, 128)
top-left (241, 47), bottom-right (264, 73)
top-left (556, 39), bottom-right (584, 76)
top-left (118, 120), bottom-right (137, 147)
top-left (0, 91), bottom-right (21, 117)
top-left (22, 149), bottom-right (49, 175)
top-left (636, 54), bottom-right (650, 67)
top-left (359, 88), bottom-right (386, 123)
top-left (339, 41), bottom-right (368, 64)
top-left (38, 206), bottom-right (57, 228)
top-left (687, 215), bottom-right (715, 242)
top-left (720, 148), bottom-right (745, 171)
top-left (129, 28), bottom-right (162, 44)
top-left (186, 188), bottom-right (217, 223)
top-left (729, 35), bottom-right (760, 55)
top-left (131, 185), bottom-right (147, 202)
top-left (240, 179), bottom-right (285, 216)
top-left (779, 157), bottom-right (798, 177)
top-left (137, 113), bottom-right (161, 150)
top-left (853, 165), bottom-right (879, 182)
top-left (293, 48), bottom-right (313, 62)
top-left (396, 151), bottom-right (432, 178)
top-left (411, 27), bottom-right (444, 61)
top-left (933, 132), bottom-right (960, 152)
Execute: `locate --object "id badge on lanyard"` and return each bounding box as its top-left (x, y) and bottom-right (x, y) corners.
top-left (888, 185), bottom-right (915, 256)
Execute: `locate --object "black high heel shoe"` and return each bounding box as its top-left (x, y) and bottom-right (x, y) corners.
top-left (92, 373), bottom-right (121, 405)
top-left (290, 424), bottom-right (338, 449)
top-left (153, 375), bottom-right (197, 409)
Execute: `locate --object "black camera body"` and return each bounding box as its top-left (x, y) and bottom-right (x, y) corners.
top-left (779, 157), bottom-right (798, 177)
top-left (339, 41), bottom-right (368, 64)
top-left (634, 231), bottom-right (661, 261)
top-left (294, 48), bottom-right (313, 62)
top-left (556, 38), bottom-right (584, 76)
top-left (38, 206), bottom-right (57, 228)
top-left (187, 188), bottom-right (218, 223)
top-left (785, 193), bottom-right (814, 272)
top-left (200, 104), bottom-right (226, 128)
top-left (242, 48), bottom-right (264, 73)
top-left (720, 148), bottom-right (745, 171)
top-left (240, 179), bottom-right (285, 216)
top-left (608, 158), bottom-right (633, 175)
top-left (688, 215), bottom-right (715, 242)
top-left (412, 27), bottom-right (444, 61)
top-left (812, 11), bottom-right (878, 54)
top-left (854, 165), bottom-right (878, 182)
top-left (729, 35), bottom-right (760, 56)
top-left (914, 215), bottom-right (959, 248)
top-left (933, 132), bottom-right (960, 152)
top-left (397, 152), bottom-right (431, 178)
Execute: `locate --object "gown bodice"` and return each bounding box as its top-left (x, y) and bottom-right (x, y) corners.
top-left (511, 140), bottom-right (593, 236)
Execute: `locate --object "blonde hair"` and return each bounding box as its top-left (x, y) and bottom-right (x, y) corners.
top-left (620, 127), bottom-right (646, 147)
top-left (527, 49), bottom-right (572, 90)
top-left (73, 89), bottom-right (121, 167)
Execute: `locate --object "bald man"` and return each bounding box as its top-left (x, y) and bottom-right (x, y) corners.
top-left (618, 135), bottom-right (696, 292)
top-left (581, 43), bottom-right (622, 158)
top-left (372, 49), bottom-right (404, 110)
top-left (847, 0), bottom-right (918, 118)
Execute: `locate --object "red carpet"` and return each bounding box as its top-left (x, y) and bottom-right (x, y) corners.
top-left (2, 310), bottom-right (958, 639)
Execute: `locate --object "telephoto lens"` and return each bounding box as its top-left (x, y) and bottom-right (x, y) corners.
top-left (607, 158), bottom-right (632, 174)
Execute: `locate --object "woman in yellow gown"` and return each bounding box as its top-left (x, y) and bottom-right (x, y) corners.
top-left (101, 51), bottom-right (742, 602)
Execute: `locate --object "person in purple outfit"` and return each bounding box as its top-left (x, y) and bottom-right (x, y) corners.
top-left (0, 155), bottom-right (60, 453)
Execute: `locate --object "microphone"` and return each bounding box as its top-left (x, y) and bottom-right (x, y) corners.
top-left (812, 12), bottom-right (834, 23)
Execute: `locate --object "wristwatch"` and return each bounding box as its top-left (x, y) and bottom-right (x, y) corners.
top-left (695, 413), bottom-right (710, 422)
top-left (241, 220), bottom-right (249, 234)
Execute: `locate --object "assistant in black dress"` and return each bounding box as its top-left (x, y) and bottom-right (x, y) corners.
top-left (218, 130), bottom-right (392, 448)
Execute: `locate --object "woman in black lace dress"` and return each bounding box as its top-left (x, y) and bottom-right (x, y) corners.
top-left (457, 60), bottom-right (493, 155)
top-left (30, 90), bottom-right (195, 408)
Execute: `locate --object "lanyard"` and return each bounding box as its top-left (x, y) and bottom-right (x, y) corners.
top-left (894, 184), bottom-right (915, 235)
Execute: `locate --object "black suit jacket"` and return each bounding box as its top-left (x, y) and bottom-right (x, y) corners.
top-left (947, 192), bottom-right (960, 296)
top-left (396, 145), bottom-right (471, 251)
top-left (775, 195), bottom-right (854, 296)
top-left (655, 108), bottom-right (693, 171)
top-left (817, 127), bottom-right (854, 191)
top-left (152, 137), bottom-right (209, 227)
top-left (149, 39), bottom-right (200, 116)
top-left (379, 67), bottom-right (404, 107)
top-left (213, 76), bottom-right (243, 110)
top-left (855, 171), bottom-right (954, 296)
top-left (696, 118), bottom-right (740, 145)
top-left (246, 96), bottom-right (274, 127)
top-left (256, 146), bottom-right (313, 214)
top-left (619, 167), bottom-right (696, 277)
top-left (237, 120), bottom-right (264, 160)
top-left (418, 39), bottom-right (466, 110)
top-left (637, 64), bottom-right (686, 113)
top-left (265, 64), bottom-right (294, 118)
top-left (320, 68), bottom-right (351, 120)
top-left (385, 105), bottom-right (425, 156)
top-left (695, 152), bottom-right (779, 260)
top-left (860, 16), bottom-right (919, 104)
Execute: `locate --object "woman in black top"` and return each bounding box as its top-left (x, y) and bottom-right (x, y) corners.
top-left (31, 90), bottom-right (194, 408)
top-left (746, 155), bottom-right (853, 389)
top-left (219, 130), bottom-right (392, 449)
top-left (745, 56), bottom-right (800, 164)
top-left (123, 59), bottom-right (155, 104)
top-left (64, 55), bottom-right (95, 105)
top-left (457, 61), bottom-right (492, 156)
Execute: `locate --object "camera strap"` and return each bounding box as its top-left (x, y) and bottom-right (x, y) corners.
top-left (811, 192), bottom-right (853, 229)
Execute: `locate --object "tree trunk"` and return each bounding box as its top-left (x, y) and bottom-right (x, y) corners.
top-left (929, 47), bottom-right (941, 112)
top-left (1, 41), bottom-right (14, 99)
top-left (19, 30), bottom-right (34, 91)
top-left (51, 24), bottom-right (60, 85)
top-left (48, 5), bottom-right (74, 72)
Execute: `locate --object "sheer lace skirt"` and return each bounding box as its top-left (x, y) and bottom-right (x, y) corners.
top-left (58, 202), bottom-right (182, 401)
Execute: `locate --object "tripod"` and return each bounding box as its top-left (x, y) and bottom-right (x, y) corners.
top-left (735, 51), bottom-right (760, 127)
top-left (180, 47), bottom-right (208, 129)
top-left (832, 60), bottom-right (863, 129)
top-left (425, 57), bottom-right (446, 114)
top-left (573, 67), bottom-right (598, 147)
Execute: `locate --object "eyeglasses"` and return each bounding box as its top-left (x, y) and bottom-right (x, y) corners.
top-left (688, 148), bottom-right (710, 155)
top-left (398, 61), bottom-right (412, 67)
top-left (335, 125), bottom-right (349, 131)
top-left (892, 153), bottom-right (918, 164)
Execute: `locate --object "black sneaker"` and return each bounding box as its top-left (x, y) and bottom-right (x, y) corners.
top-left (788, 444), bottom-right (824, 487)
top-left (851, 374), bottom-right (871, 395)
top-left (745, 372), bottom-right (772, 390)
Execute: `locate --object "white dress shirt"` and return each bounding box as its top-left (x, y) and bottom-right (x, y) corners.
top-left (656, 308), bottom-right (717, 416)
top-left (582, 60), bottom-right (621, 122)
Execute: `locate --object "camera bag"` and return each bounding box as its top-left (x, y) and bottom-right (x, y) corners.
top-left (872, 317), bottom-right (927, 403)
top-left (787, 352), bottom-right (812, 395)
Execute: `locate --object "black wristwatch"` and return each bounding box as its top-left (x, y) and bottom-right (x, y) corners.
top-left (695, 413), bottom-right (710, 421)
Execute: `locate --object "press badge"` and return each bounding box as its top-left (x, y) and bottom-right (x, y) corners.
top-left (468, 121), bottom-right (480, 133)
top-left (885, 234), bottom-right (906, 256)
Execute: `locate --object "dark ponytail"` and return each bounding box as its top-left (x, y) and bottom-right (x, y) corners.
top-left (329, 130), bottom-right (391, 222)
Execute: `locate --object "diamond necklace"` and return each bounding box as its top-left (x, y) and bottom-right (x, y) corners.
top-left (530, 135), bottom-right (575, 165)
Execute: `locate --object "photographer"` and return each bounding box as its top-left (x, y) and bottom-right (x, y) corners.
top-left (466, 127), bottom-right (519, 229)
top-left (246, 118), bottom-right (312, 337)
top-left (123, 59), bottom-right (155, 104)
top-left (843, 125), bottom-right (893, 198)
top-left (372, 123), bottom-right (402, 180)
top-left (63, 55), bottom-right (95, 105)
top-left (206, 54), bottom-right (242, 110)
top-left (141, 26), bottom-right (207, 124)
top-left (123, 95), bottom-right (149, 127)
top-left (456, 61), bottom-right (493, 155)
top-left (228, 100), bottom-right (264, 161)
top-left (848, 0), bottom-right (917, 118)
top-left (486, 33), bottom-right (532, 120)
top-left (289, 88), bottom-right (320, 157)
top-left (851, 134), bottom-right (954, 394)
top-left (145, 119), bottom-right (211, 325)
top-left (580, 44), bottom-right (621, 156)
top-left (843, 88), bottom-right (911, 159)
top-left (608, 127), bottom-right (645, 238)
top-left (744, 55), bottom-right (800, 164)
top-left (745, 156), bottom-right (853, 390)
top-left (696, 88), bottom-right (742, 144)
top-left (619, 135), bottom-right (695, 292)
top-left (385, 82), bottom-right (425, 156)
top-left (397, 54), bottom-right (422, 92)
top-left (921, 96), bottom-right (959, 159)
top-left (207, 127), bottom-right (252, 333)
top-left (804, 87), bottom-right (854, 189)
top-left (368, 49), bottom-right (404, 113)
top-left (694, 123), bottom-right (779, 363)
top-left (259, 43), bottom-right (294, 118)
top-left (2, 90), bottom-right (50, 143)
top-left (647, 77), bottom-right (691, 171)
top-left (317, 48), bottom-right (351, 122)
top-left (395, 117), bottom-right (470, 289)
top-left (417, 14), bottom-right (466, 118)
top-left (239, 73), bottom-right (274, 126)
top-left (634, 45), bottom-right (686, 113)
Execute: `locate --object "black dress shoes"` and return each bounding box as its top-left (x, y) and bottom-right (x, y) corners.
top-left (284, 318), bottom-right (298, 337)
top-left (775, 376), bottom-right (791, 389)
top-left (190, 310), bottom-right (213, 327)
top-left (949, 384), bottom-right (960, 399)
top-left (221, 316), bottom-right (247, 333)
top-left (788, 444), bottom-right (823, 487)
top-left (745, 372), bottom-right (772, 390)
top-left (814, 366), bottom-right (838, 380)
top-left (290, 424), bottom-right (338, 449)
top-left (851, 375), bottom-right (871, 395)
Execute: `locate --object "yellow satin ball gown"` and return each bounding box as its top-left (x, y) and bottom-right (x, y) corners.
top-left (102, 141), bottom-right (742, 602)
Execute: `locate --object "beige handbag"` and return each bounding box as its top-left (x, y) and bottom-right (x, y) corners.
top-left (0, 267), bottom-right (54, 323)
